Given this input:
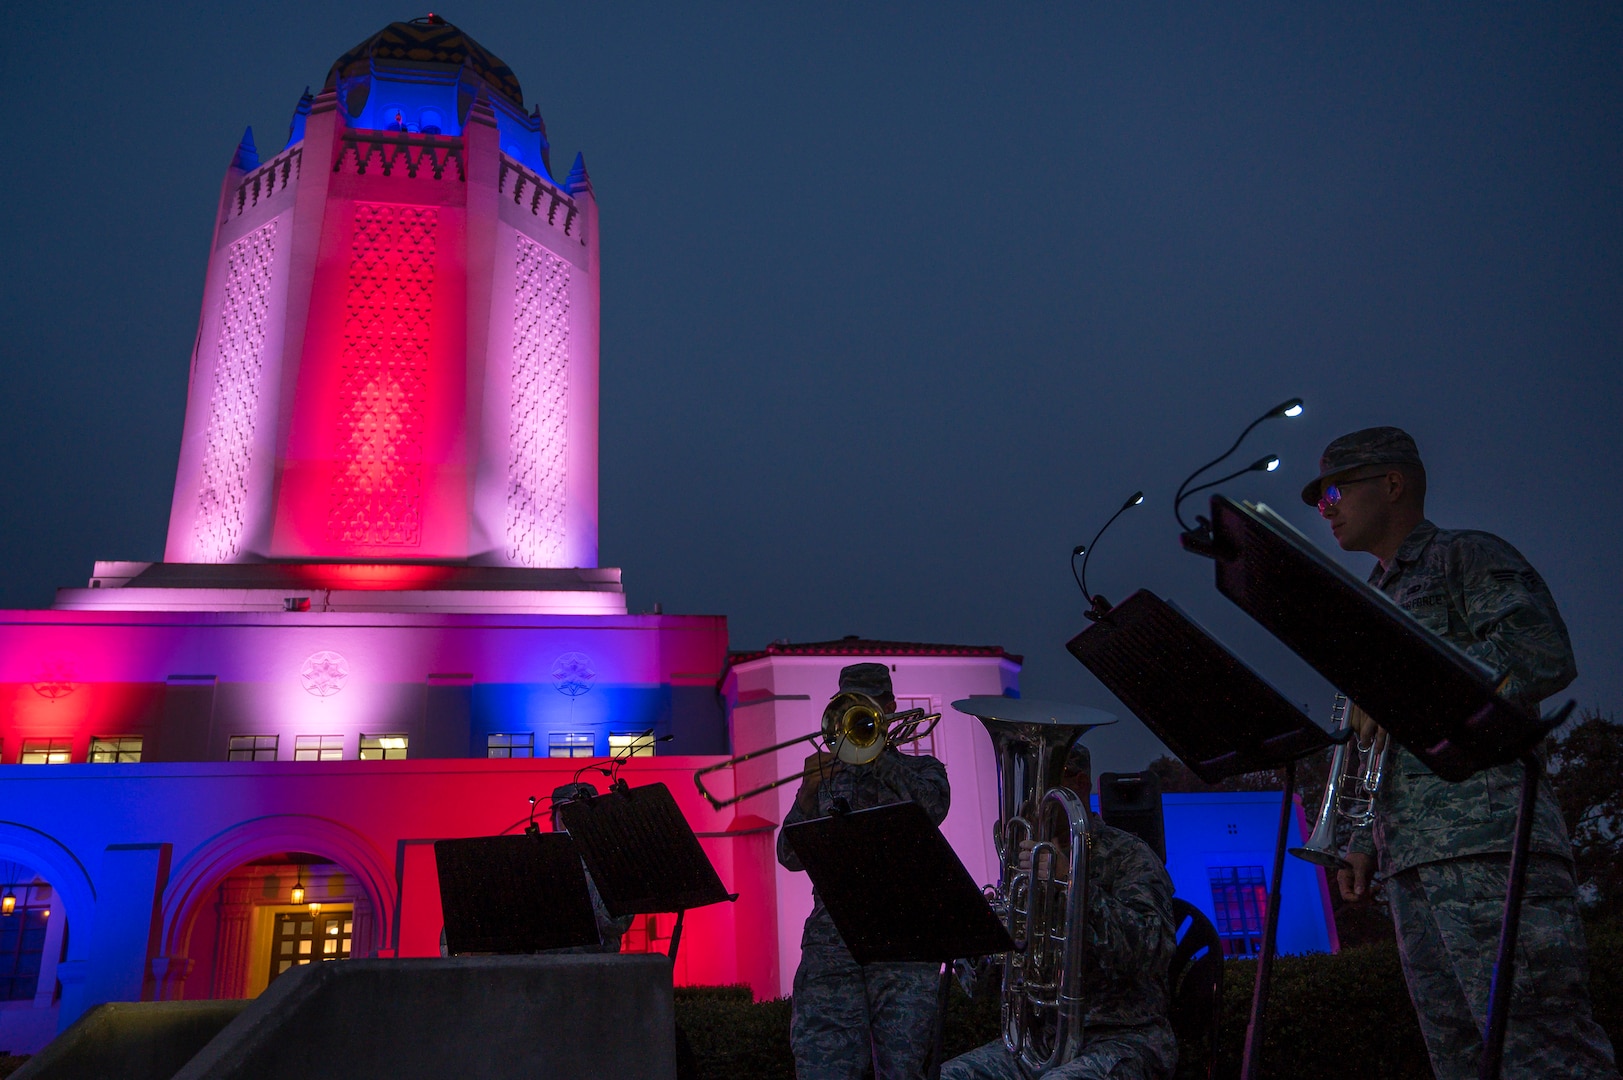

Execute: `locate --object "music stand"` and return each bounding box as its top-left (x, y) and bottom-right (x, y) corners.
top-left (1066, 588), bottom-right (1335, 1080)
top-left (786, 800), bottom-right (1015, 1080)
top-left (555, 781), bottom-right (736, 964)
top-left (1186, 495), bottom-right (1577, 1080)
top-left (434, 834), bottom-right (601, 954)
top-left (783, 800), bottom-right (1013, 964)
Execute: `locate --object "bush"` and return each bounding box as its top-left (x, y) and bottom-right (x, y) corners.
top-left (676, 922), bottom-right (1623, 1080)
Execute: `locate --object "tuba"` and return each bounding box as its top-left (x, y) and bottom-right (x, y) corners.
top-left (1290, 694), bottom-right (1391, 869)
top-left (955, 697), bottom-right (1113, 1076)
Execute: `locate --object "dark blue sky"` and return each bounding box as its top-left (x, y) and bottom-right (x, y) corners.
top-left (2, 3), bottom-right (1619, 773)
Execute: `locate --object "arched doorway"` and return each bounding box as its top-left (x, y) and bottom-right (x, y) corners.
top-left (0, 824), bottom-right (95, 1046)
top-left (158, 816), bottom-right (395, 1001)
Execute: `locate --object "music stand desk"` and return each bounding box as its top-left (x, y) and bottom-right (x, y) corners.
top-left (434, 834), bottom-right (602, 955)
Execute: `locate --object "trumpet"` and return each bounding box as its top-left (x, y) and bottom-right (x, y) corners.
top-left (693, 691), bottom-right (941, 810)
top-left (1290, 694), bottom-right (1391, 870)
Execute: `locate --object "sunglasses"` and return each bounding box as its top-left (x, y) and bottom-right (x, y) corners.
top-left (1317, 474), bottom-right (1386, 515)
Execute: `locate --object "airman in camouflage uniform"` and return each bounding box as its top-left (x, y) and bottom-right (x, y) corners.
top-left (1306, 426), bottom-right (1617, 1080)
top-left (779, 663), bottom-right (951, 1080)
top-left (941, 743), bottom-right (1177, 1080)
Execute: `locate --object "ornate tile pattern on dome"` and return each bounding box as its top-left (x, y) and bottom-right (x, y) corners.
top-left (324, 17), bottom-right (524, 110)
top-left (505, 235), bottom-right (570, 567)
top-left (327, 204), bottom-right (436, 547)
top-left (195, 221), bottom-right (278, 562)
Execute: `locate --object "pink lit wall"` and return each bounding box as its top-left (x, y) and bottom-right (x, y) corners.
top-left (164, 85), bottom-right (600, 568)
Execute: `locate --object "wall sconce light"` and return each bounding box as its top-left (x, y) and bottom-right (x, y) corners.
top-left (309, 901), bottom-right (322, 916)
top-left (1, 891), bottom-right (15, 916)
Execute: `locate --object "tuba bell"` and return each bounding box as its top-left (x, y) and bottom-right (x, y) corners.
top-left (955, 697), bottom-right (1112, 1076)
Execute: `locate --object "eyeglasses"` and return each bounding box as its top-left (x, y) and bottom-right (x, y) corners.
top-left (1317, 474), bottom-right (1386, 515)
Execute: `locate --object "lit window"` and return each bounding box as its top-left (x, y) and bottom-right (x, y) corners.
top-left (608, 733), bottom-right (655, 758)
top-left (359, 735), bottom-right (408, 761)
top-left (293, 735), bottom-right (345, 762)
top-left (0, 883), bottom-right (52, 1001)
top-left (228, 735), bottom-right (279, 762)
top-left (89, 736), bottom-right (143, 763)
top-left (487, 733), bottom-right (534, 759)
top-left (419, 108), bottom-right (443, 135)
top-left (548, 732), bottom-right (595, 759)
top-left (1208, 865), bottom-right (1269, 959)
top-left (19, 739), bottom-right (71, 765)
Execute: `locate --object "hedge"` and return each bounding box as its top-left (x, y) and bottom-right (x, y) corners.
top-left (675, 921), bottom-right (1623, 1080)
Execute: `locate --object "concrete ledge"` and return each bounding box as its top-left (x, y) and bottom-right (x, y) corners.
top-left (11, 1001), bottom-right (250, 1080)
top-left (175, 955), bottom-right (676, 1080)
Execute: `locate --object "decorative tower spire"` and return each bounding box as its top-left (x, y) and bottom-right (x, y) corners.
top-left (285, 88), bottom-right (314, 149)
top-left (231, 127), bottom-right (260, 172)
top-left (564, 152), bottom-right (592, 198)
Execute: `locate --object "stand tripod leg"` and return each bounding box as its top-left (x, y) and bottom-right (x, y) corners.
top-left (1241, 760), bottom-right (1295, 1080)
top-left (668, 909), bottom-right (686, 967)
top-left (1478, 753), bottom-right (1541, 1080)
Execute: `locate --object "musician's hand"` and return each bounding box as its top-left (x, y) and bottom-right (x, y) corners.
top-left (1017, 839), bottom-right (1070, 880)
top-left (1337, 851), bottom-right (1376, 904)
top-left (1347, 701), bottom-right (1379, 744)
top-left (794, 752), bottom-right (838, 813)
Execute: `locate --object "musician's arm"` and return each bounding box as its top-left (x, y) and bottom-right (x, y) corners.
top-left (1085, 849), bottom-right (1175, 981)
top-left (777, 798), bottom-right (809, 872)
top-left (869, 749), bottom-right (951, 825)
top-left (1447, 533), bottom-right (1576, 706)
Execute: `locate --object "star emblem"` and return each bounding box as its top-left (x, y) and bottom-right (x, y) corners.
top-left (300, 651), bottom-right (350, 697)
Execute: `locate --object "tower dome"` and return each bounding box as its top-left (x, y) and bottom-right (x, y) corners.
top-left (321, 14), bottom-right (547, 172)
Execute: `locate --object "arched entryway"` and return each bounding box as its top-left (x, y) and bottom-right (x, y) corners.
top-left (0, 823), bottom-right (95, 1047)
top-left (157, 816), bottom-right (395, 1001)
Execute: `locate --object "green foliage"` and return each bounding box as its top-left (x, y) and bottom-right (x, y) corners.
top-left (675, 925), bottom-right (1623, 1080)
top-left (1549, 710), bottom-right (1623, 915)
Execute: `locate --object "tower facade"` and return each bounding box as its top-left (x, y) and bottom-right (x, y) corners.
top-left (163, 16), bottom-right (600, 569)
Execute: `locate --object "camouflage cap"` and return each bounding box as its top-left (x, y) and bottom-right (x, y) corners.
top-left (838, 662), bottom-right (894, 700)
top-left (1299, 426), bottom-right (1424, 505)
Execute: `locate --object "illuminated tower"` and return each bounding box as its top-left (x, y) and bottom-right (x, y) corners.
top-left (163, 16), bottom-right (599, 570)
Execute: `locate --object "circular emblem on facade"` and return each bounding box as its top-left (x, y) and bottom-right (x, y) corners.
top-left (32, 659), bottom-right (78, 701)
top-left (300, 651), bottom-right (350, 697)
top-left (552, 653), bottom-right (596, 698)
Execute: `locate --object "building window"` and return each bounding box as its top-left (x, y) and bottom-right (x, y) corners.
top-left (18, 739), bottom-right (71, 765)
top-left (89, 736), bottom-right (144, 763)
top-left (0, 884), bottom-right (51, 1001)
top-left (269, 909), bottom-right (352, 983)
top-left (293, 735), bottom-right (345, 762)
top-left (1208, 865), bottom-right (1269, 959)
top-left (358, 735), bottom-right (409, 761)
top-left (229, 735), bottom-right (279, 761)
top-left (548, 732), bottom-right (595, 759)
top-left (608, 733), bottom-right (655, 758)
top-left (894, 697), bottom-right (937, 758)
top-left (487, 733), bottom-right (534, 759)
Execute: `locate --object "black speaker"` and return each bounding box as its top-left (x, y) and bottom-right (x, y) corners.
top-left (1098, 771), bottom-right (1166, 863)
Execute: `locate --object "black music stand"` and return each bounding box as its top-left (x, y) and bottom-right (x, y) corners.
top-left (555, 781), bottom-right (736, 964)
top-left (434, 833), bottom-right (601, 954)
top-left (786, 800), bottom-right (1015, 1080)
top-left (783, 800), bottom-right (1013, 964)
top-left (1067, 589), bottom-right (1335, 1080)
top-left (1185, 495), bottom-right (1576, 1080)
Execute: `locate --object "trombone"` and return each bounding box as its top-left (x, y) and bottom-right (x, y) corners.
top-left (693, 691), bottom-right (941, 810)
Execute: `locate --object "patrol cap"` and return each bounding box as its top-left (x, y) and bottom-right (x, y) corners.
top-left (838, 662), bottom-right (894, 700)
top-left (1300, 426), bottom-right (1425, 506)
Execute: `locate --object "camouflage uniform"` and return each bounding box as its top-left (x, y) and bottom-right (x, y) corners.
top-left (779, 745), bottom-right (951, 1080)
top-left (941, 820), bottom-right (1178, 1080)
top-left (1344, 519), bottom-right (1617, 1080)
